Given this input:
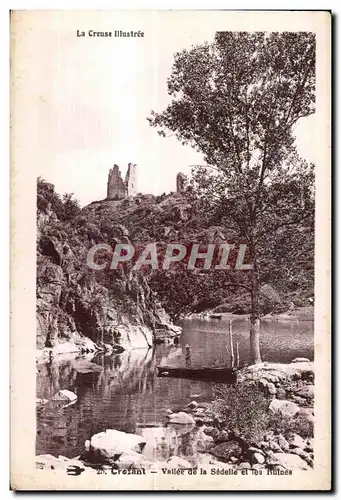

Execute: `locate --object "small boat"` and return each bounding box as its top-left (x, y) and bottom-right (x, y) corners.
top-left (210, 313), bottom-right (222, 319)
top-left (157, 365), bottom-right (237, 383)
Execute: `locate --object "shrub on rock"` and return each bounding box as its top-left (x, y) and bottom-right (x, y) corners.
top-left (210, 441), bottom-right (243, 462)
top-left (213, 384), bottom-right (269, 444)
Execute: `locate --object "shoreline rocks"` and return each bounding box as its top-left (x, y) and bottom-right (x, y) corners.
top-left (84, 429), bottom-right (147, 464)
top-left (36, 358), bottom-right (314, 474)
top-left (51, 389), bottom-right (77, 404)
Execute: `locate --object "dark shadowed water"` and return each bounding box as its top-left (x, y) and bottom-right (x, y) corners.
top-left (36, 318), bottom-right (313, 459)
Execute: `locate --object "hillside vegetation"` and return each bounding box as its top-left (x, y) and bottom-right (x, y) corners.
top-left (36, 179), bottom-right (178, 351)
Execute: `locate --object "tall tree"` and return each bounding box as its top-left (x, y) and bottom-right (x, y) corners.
top-left (148, 32), bottom-right (315, 363)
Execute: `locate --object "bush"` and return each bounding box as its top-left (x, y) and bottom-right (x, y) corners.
top-left (213, 383), bottom-right (270, 444)
top-left (268, 413), bottom-right (314, 439)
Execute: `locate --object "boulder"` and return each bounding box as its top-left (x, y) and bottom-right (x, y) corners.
top-left (277, 434), bottom-right (290, 452)
top-left (72, 360), bottom-right (103, 374)
top-left (276, 388), bottom-right (286, 400)
top-left (287, 433), bottom-right (306, 449)
top-left (35, 455), bottom-right (85, 472)
top-left (267, 383), bottom-right (277, 395)
top-left (291, 447), bottom-right (306, 457)
top-left (294, 386), bottom-right (314, 399)
top-left (290, 395), bottom-right (306, 406)
top-left (238, 462), bottom-right (251, 470)
top-left (214, 430), bottom-right (230, 444)
top-left (203, 426), bottom-right (218, 438)
top-left (248, 446), bottom-right (264, 455)
top-left (167, 456), bottom-right (191, 469)
top-left (258, 441), bottom-right (270, 450)
top-left (210, 441), bottom-right (243, 462)
top-left (51, 389), bottom-right (77, 403)
top-left (268, 441), bottom-right (283, 453)
top-left (252, 452), bottom-right (265, 464)
top-left (195, 428), bottom-right (214, 452)
top-left (273, 453), bottom-right (310, 470)
top-left (88, 429), bottom-right (146, 462)
top-left (298, 407), bottom-right (314, 418)
top-left (252, 464), bottom-right (265, 471)
top-left (265, 450), bottom-right (280, 466)
top-left (186, 401), bottom-right (199, 411)
top-left (115, 451), bottom-right (151, 469)
top-left (305, 438), bottom-right (314, 452)
top-left (167, 411), bottom-right (195, 425)
top-left (258, 378), bottom-right (269, 389)
top-left (263, 374), bottom-right (280, 384)
top-left (292, 358), bottom-right (310, 363)
top-left (269, 399), bottom-right (299, 418)
top-left (245, 362), bottom-right (314, 381)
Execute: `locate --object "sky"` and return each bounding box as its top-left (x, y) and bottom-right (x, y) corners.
top-left (29, 11), bottom-right (317, 206)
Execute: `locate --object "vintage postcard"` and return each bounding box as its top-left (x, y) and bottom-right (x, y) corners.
top-left (10, 10), bottom-right (331, 490)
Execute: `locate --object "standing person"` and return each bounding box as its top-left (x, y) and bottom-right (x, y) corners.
top-left (185, 344), bottom-right (191, 369)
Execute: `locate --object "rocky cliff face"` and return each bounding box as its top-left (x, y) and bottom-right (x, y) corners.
top-left (36, 180), bottom-right (180, 353)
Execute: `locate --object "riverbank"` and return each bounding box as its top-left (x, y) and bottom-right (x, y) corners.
top-left (36, 357), bottom-right (314, 474)
top-left (187, 306), bottom-right (314, 322)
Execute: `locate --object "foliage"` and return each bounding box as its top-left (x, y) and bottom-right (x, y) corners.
top-left (268, 412), bottom-right (314, 439)
top-left (37, 177), bottom-right (81, 221)
top-left (213, 383), bottom-right (270, 444)
top-left (36, 178), bottom-right (162, 346)
top-left (148, 32), bottom-right (316, 362)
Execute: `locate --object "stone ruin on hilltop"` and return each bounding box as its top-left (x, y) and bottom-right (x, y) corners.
top-left (106, 164), bottom-right (188, 200)
top-left (107, 163), bottom-right (137, 200)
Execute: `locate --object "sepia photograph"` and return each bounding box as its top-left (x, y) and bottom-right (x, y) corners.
top-left (10, 10), bottom-right (331, 490)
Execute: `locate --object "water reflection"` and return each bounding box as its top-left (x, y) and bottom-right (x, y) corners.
top-left (36, 318), bottom-right (314, 459)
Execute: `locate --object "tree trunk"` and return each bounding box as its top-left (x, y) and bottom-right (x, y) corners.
top-left (229, 320), bottom-right (235, 367)
top-left (250, 257), bottom-right (262, 364)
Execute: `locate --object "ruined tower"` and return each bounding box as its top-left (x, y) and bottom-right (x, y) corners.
top-left (125, 163), bottom-right (137, 197)
top-left (106, 163), bottom-right (137, 200)
top-left (176, 172), bottom-right (187, 193)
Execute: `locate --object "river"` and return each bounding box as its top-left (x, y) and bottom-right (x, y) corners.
top-left (36, 317), bottom-right (314, 460)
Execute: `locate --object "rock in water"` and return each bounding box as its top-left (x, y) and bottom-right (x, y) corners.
top-left (186, 401), bottom-right (199, 411)
top-left (167, 412), bottom-right (195, 425)
top-left (51, 389), bottom-right (77, 403)
top-left (88, 429), bottom-right (146, 463)
top-left (115, 450), bottom-right (151, 469)
top-left (72, 360), bottom-right (103, 374)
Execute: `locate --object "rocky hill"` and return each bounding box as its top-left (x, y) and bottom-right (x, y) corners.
top-left (36, 177), bottom-right (313, 353)
top-left (83, 189), bottom-right (313, 319)
top-left (36, 180), bottom-right (180, 354)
